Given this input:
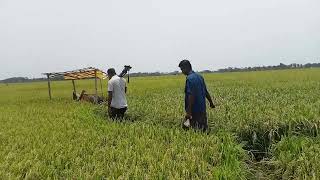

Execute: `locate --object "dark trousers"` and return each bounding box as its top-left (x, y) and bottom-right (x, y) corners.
top-left (110, 107), bottom-right (127, 119)
top-left (190, 112), bottom-right (208, 131)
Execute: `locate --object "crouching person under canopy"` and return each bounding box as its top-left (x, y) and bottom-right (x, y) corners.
top-left (73, 90), bottom-right (104, 104)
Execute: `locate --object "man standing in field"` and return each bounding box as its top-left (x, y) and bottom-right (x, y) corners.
top-left (107, 68), bottom-right (128, 120)
top-left (179, 60), bottom-right (215, 131)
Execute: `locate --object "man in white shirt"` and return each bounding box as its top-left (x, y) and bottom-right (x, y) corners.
top-left (107, 68), bottom-right (128, 119)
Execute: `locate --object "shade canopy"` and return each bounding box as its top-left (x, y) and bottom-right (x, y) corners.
top-left (43, 66), bottom-right (131, 100)
top-left (43, 67), bottom-right (107, 80)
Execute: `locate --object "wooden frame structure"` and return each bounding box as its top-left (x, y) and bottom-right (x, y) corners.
top-left (43, 67), bottom-right (107, 100)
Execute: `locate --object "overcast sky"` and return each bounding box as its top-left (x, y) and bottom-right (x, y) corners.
top-left (0, 0), bottom-right (319, 79)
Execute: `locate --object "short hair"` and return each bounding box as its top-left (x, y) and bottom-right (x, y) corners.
top-left (107, 68), bottom-right (116, 75)
top-left (178, 59), bottom-right (192, 69)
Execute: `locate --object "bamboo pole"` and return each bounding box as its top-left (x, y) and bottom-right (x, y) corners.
top-left (100, 79), bottom-right (103, 97)
top-left (127, 70), bottom-right (130, 83)
top-left (94, 70), bottom-right (98, 96)
top-left (46, 74), bottom-right (52, 100)
top-left (72, 80), bottom-right (76, 93)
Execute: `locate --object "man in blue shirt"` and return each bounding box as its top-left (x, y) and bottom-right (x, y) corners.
top-left (179, 60), bottom-right (215, 131)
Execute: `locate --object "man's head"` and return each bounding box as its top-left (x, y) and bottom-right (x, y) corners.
top-left (107, 68), bottom-right (116, 79)
top-left (178, 60), bottom-right (192, 75)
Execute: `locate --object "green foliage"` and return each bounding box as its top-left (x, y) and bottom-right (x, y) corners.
top-left (0, 68), bottom-right (320, 179)
top-left (271, 136), bottom-right (320, 179)
top-left (0, 80), bottom-right (248, 179)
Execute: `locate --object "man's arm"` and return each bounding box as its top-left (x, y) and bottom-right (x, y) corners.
top-left (204, 81), bottom-right (215, 108)
top-left (108, 91), bottom-right (113, 107)
top-left (186, 95), bottom-right (194, 119)
top-left (185, 79), bottom-right (194, 119)
top-left (107, 80), bottom-right (113, 114)
top-left (205, 89), bottom-right (215, 108)
top-left (108, 91), bottom-right (113, 115)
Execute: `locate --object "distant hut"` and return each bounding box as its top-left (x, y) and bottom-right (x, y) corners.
top-left (43, 67), bottom-right (107, 100)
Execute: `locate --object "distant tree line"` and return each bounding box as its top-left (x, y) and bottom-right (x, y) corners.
top-left (215, 62), bottom-right (320, 73)
top-left (130, 71), bottom-right (180, 77)
top-left (0, 76), bottom-right (63, 84)
top-left (1, 62), bottom-right (320, 83)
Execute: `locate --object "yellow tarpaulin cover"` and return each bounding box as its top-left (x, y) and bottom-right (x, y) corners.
top-left (63, 69), bottom-right (107, 80)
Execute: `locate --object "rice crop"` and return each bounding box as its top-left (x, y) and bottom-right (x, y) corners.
top-left (0, 68), bottom-right (320, 179)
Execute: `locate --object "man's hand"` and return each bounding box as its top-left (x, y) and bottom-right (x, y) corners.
top-left (209, 102), bottom-right (215, 109)
top-left (185, 112), bottom-right (192, 120)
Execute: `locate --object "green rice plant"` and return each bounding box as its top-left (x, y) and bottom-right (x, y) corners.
top-left (1, 68), bottom-right (320, 179)
top-left (271, 136), bottom-right (320, 179)
top-left (0, 92), bottom-right (248, 179)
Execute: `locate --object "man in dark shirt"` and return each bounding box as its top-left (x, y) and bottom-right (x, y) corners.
top-left (179, 60), bottom-right (215, 131)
